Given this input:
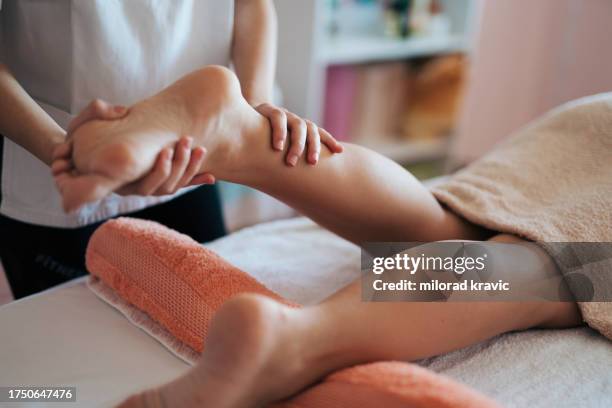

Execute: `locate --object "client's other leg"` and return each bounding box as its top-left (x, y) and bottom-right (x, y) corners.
top-left (121, 235), bottom-right (580, 408)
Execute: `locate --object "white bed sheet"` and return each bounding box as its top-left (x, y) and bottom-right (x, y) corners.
top-left (0, 217), bottom-right (610, 408)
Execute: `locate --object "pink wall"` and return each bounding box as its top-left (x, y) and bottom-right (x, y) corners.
top-left (453, 0), bottom-right (612, 163)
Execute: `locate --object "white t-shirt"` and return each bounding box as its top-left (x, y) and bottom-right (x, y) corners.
top-left (0, 0), bottom-right (234, 227)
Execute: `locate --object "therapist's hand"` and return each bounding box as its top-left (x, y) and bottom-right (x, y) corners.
top-left (254, 103), bottom-right (343, 166)
top-left (51, 99), bottom-right (215, 198)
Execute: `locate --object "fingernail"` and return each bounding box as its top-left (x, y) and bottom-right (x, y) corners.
top-left (288, 155), bottom-right (297, 166)
top-left (274, 140), bottom-right (283, 150)
top-left (312, 153), bottom-right (319, 164)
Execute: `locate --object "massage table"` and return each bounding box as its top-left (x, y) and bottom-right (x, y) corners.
top-left (1, 217), bottom-right (611, 407)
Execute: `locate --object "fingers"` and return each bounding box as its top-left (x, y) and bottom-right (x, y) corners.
top-left (115, 142), bottom-right (213, 198)
top-left (305, 121), bottom-right (321, 164)
top-left (188, 172), bottom-right (216, 186)
top-left (67, 99), bottom-right (129, 136)
top-left (133, 148), bottom-right (174, 196)
top-left (115, 148), bottom-right (174, 196)
top-left (51, 140), bottom-right (76, 181)
top-left (155, 136), bottom-right (193, 195)
top-left (176, 146), bottom-right (207, 187)
top-left (52, 141), bottom-right (73, 161)
top-left (285, 111), bottom-right (307, 166)
top-left (149, 138), bottom-right (214, 195)
top-left (319, 127), bottom-right (344, 153)
top-left (256, 103), bottom-right (288, 151)
top-left (257, 102), bottom-right (343, 166)
top-left (51, 159), bottom-right (73, 176)
top-left (52, 137), bottom-right (212, 210)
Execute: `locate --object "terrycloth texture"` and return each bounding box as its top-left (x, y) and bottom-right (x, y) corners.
top-left (86, 217), bottom-right (500, 408)
top-left (86, 217), bottom-right (292, 360)
top-left (432, 93), bottom-right (612, 339)
top-left (273, 362), bottom-right (500, 408)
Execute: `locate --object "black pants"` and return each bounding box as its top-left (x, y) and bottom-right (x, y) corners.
top-left (0, 186), bottom-right (226, 299)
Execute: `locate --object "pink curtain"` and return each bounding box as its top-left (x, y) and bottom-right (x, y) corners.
top-left (452, 0), bottom-right (612, 164)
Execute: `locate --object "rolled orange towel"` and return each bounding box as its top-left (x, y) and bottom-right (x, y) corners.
top-left (86, 217), bottom-right (292, 362)
top-left (274, 362), bottom-right (500, 408)
top-left (86, 217), bottom-right (500, 407)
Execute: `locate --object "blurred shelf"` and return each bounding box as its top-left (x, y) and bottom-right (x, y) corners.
top-left (317, 34), bottom-right (467, 65)
top-left (359, 137), bottom-right (449, 164)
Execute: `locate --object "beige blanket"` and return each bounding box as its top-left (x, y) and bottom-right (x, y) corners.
top-left (432, 93), bottom-right (612, 339)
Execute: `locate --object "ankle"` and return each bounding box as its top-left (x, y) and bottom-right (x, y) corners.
top-left (287, 307), bottom-right (354, 382)
top-left (304, 306), bottom-right (378, 374)
top-left (204, 105), bottom-right (272, 184)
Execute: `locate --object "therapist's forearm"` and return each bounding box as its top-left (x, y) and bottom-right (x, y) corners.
top-left (0, 63), bottom-right (66, 166)
top-left (232, 0), bottom-right (277, 105)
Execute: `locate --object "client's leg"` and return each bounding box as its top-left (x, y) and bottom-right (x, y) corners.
top-left (121, 235), bottom-right (580, 408)
top-left (225, 138), bottom-right (485, 243)
top-left (64, 66), bottom-right (483, 243)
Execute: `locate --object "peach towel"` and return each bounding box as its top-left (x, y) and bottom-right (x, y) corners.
top-left (86, 217), bottom-right (291, 361)
top-left (433, 94), bottom-right (612, 340)
top-left (274, 362), bottom-right (498, 408)
top-left (86, 217), bottom-right (499, 407)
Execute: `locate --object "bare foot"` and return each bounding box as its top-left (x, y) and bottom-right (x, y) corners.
top-left (57, 66), bottom-right (266, 212)
top-left (118, 294), bottom-right (335, 408)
